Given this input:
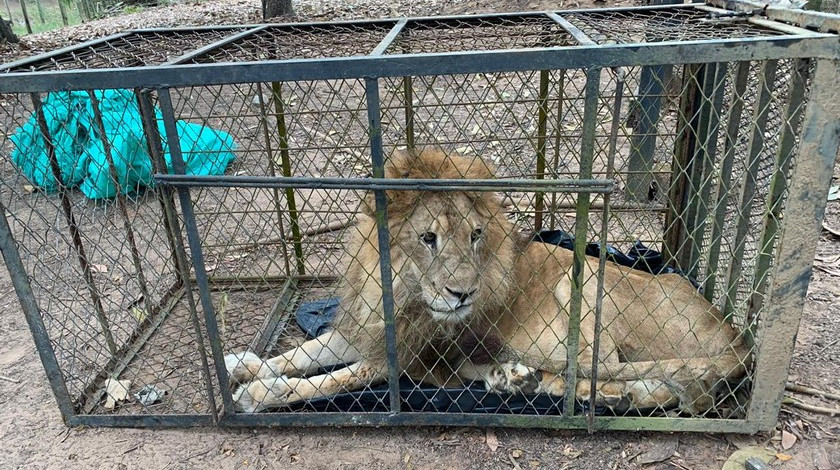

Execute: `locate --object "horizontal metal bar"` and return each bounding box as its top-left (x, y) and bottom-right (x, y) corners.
top-left (217, 412), bottom-right (759, 433)
top-left (68, 414), bottom-right (216, 427)
top-left (154, 174), bottom-right (614, 193)
top-left (123, 4), bottom-right (700, 35)
top-left (0, 32), bottom-right (132, 73)
top-left (1, 36), bottom-right (835, 94)
top-left (370, 19), bottom-right (407, 56)
top-left (128, 25), bottom-right (262, 33)
top-left (546, 12), bottom-right (596, 45)
top-left (707, 0), bottom-right (840, 32)
top-left (694, 4), bottom-right (826, 36)
top-left (167, 25), bottom-right (270, 64)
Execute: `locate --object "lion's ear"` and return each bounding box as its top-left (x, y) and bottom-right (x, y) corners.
top-left (384, 148), bottom-right (412, 179)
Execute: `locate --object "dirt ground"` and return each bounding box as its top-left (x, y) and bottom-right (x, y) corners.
top-left (1, 1), bottom-right (839, 469)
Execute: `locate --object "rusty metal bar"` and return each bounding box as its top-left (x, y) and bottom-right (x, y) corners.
top-left (564, 66), bottom-right (601, 417)
top-left (29, 92), bottom-right (117, 356)
top-left (747, 57), bottom-right (840, 431)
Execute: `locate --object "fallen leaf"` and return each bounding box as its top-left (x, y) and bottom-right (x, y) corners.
top-left (511, 449), bottom-right (523, 458)
top-left (92, 264), bottom-right (108, 273)
top-left (561, 445), bottom-right (581, 459)
top-left (485, 429), bottom-right (499, 453)
top-left (290, 452), bottom-right (300, 463)
top-left (776, 453), bottom-right (793, 461)
top-left (22, 185), bottom-right (36, 193)
top-left (781, 430), bottom-right (797, 450)
top-left (828, 185), bottom-right (839, 201)
top-left (529, 460), bottom-right (540, 468)
top-left (636, 438), bottom-right (677, 465)
top-left (131, 306), bottom-right (148, 324)
top-left (103, 378), bottom-right (131, 410)
top-left (722, 446), bottom-right (775, 470)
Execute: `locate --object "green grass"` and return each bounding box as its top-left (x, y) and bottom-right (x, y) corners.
top-left (7, 0), bottom-right (83, 36)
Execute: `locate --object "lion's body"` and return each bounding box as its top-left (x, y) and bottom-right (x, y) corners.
top-left (226, 149), bottom-right (749, 414)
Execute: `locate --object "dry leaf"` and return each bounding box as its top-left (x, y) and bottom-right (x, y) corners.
top-left (636, 438), bottom-right (677, 465)
top-left (529, 460), bottom-right (540, 468)
top-left (22, 185), bottom-right (35, 193)
top-left (562, 445), bottom-right (582, 459)
top-left (485, 429), bottom-right (499, 453)
top-left (103, 378), bottom-right (132, 410)
top-left (92, 264), bottom-right (108, 273)
top-left (290, 452), bottom-right (300, 463)
top-left (776, 453), bottom-right (793, 461)
top-left (781, 430), bottom-right (797, 450)
top-left (722, 446), bottom-right (776, 470)
top-left (511, 449), bottom-right (523, 458)
top-left (131, 306), bottom-right (148, 324)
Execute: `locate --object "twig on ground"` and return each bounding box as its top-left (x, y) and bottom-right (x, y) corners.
top-left (786, 383), bottom-right (840, 402)
top-left (0, 374), bottom-right (21, 384)
top-left (783, 396), bottom-right (840, 416)
top-left (818, 338), bottom-right (840, 354)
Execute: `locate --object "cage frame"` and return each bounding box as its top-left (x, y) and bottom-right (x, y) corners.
top-left (1, 0), bottom-right (838, 432)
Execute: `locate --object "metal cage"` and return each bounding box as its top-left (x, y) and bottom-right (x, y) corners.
top-left (1, 0), bottom-right (838, 432)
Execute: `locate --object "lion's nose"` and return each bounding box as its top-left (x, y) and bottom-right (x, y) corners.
top-left (445, 287), bottom-right (477, 305)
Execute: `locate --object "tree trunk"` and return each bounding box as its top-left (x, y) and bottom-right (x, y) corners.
top-left (0, 14), bottom-right (18, 43)
top-left (263, 0), bottom-right (293, 20)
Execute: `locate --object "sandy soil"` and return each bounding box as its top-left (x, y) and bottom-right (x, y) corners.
top-left (1, 1), bottom-right (839, 469)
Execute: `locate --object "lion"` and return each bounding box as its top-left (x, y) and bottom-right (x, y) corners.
top-left (225, 148), bottom-right (750, 415)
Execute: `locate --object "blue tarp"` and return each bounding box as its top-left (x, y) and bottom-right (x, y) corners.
top-left (10, 89), bottom-right (236, 199)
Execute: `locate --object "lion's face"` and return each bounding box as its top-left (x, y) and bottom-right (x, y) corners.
top-left (394, 193), bottom-right (493, 323)
top-left (362, 149), bottom-right (516, 325)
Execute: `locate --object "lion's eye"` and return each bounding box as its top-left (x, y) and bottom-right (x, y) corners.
top-left (420, 231), bottom-right (437, 247)
top-left (471, 228), bottom-right (483, 244)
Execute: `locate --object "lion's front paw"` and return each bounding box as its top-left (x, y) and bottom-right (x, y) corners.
top-left (232, 376), bottom-right (304, 413)
top-left (225, 351), bottom-right (263, 385)
top-left (485, 362), bottom-right (543, 394)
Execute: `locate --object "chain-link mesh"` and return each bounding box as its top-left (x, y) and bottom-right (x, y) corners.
top-left (2, 29), bottom-right (246, 73)
top-left (0, 4), bottom-right (832, 427)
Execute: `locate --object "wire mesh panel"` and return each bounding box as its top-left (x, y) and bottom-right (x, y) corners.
top-left (0, 1), bottom-right (838, 431)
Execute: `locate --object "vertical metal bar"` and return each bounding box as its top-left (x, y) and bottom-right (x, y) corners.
top-left (137, 89), bottom-right (219, 422)
top-left (588, 67), bottom-right (623, 432)
top-left (256, 83), bottom-right (293, 277)
top-left (746, 59), bottom-right (809, 327)
top-left (403, 77), bottom-right (415, 149)
top-left (0, 202), bottom-right (76, 423)
top-left (723, 60), bottom-right (778, 319)
top-left (534, 69), bottom-right (550, 232)
top-left (685, 63), bottom-right (727, 279)
top-left (747, 58), bottom-right (840, 431)
top-left (703, 61), bottom-right (751, 302)
top-left (550, 70), bottom-right (566, 230)
top-left (270, 81), bottom-right (306, 276)
top-left (627, 64), bottom-right (670, 202)
top-left (564, 67), bottom-right (600, 417)
top-left (156, 87), bottom-right (234, 415)
top-left (86, 90), bottom-right (154, 318)
top-left (366, 77), bottom-right (402, 414)
top-left (29, 92), bottom-right (117, 356)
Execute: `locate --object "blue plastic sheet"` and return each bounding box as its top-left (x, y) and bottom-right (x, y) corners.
top-left (10, 89), bottom-right (236, 199)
